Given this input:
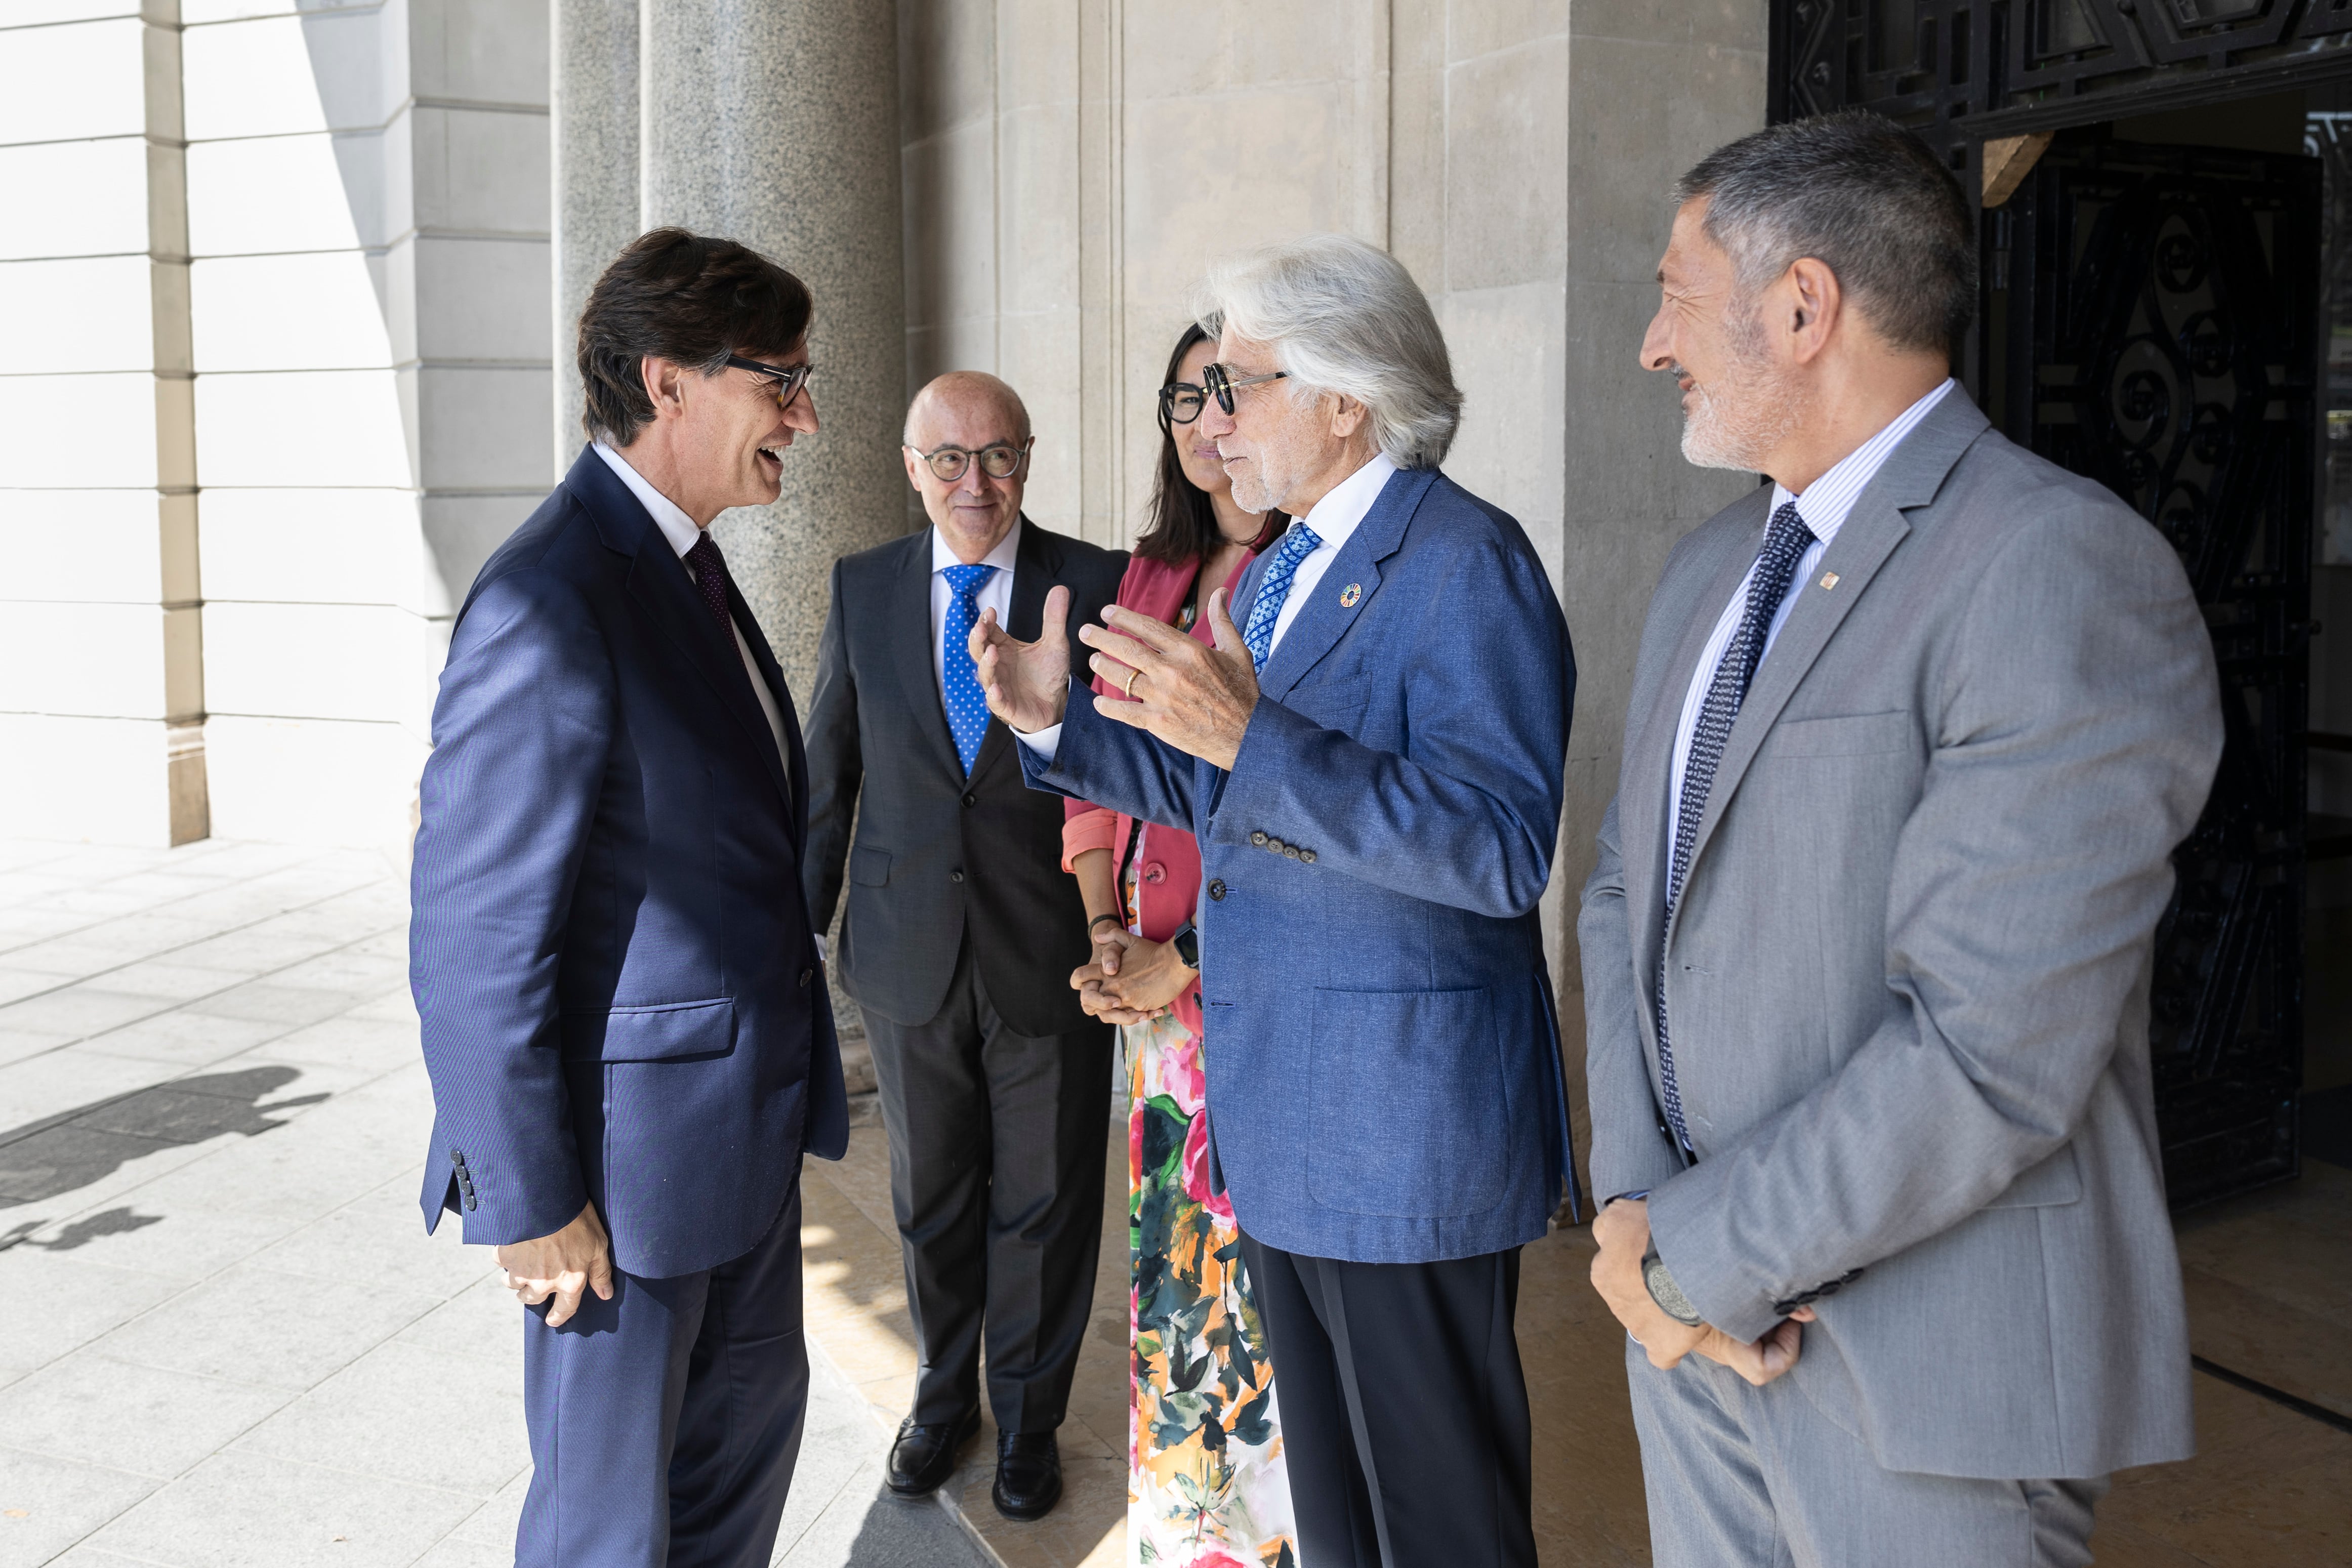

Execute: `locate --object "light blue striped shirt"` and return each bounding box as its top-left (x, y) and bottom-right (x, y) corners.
top-left (1667, 379), bottom-right (1956, 841)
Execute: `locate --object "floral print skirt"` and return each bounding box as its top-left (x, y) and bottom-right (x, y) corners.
top-left (1126, 1011), bottom-right (1296, 1567)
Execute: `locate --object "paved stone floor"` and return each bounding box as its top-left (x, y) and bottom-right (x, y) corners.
top-left (6, 836), bottom-right (2348, 1568)
top-left (0, 839), bottom-right (986, 1568)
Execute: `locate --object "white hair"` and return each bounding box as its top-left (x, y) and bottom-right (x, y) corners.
top-left (1193, 234), bottom-right (1461, 469)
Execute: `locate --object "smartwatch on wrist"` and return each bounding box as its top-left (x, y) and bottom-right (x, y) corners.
top-left (1642, 1244), bottom-right (1703, 1326)
top-left (1169, 921), bottom-right (1200, 969)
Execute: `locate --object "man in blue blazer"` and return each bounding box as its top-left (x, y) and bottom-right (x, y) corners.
top-left (411, 229), bottom-right (846, 1567)
top-left (974, 234), bottom-right (1575, 1566)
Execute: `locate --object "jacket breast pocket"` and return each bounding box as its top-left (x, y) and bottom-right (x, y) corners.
top-left (1759, 710), bottom-right (1913, 760)
top-left (561, 997), bottom-right (735, 1061)
top-left (849, 845), bottom-right (892, 887)
top-left (1294, 672), bottom-right (1372, 735)
top-left (1307, 985), bottom-right (1507, 1218)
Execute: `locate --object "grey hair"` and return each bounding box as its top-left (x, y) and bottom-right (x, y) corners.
top-left (1674, 111), bottom-right (1976, 355)
top-left (1193, 234), bottom-right (1461, 469)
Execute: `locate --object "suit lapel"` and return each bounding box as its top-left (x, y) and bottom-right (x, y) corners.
top-left (614, 507), bottom-right (797, 823)
top-left (1626, 497), bottom-right (1771, 1008)
top-left (886, 530), bottom-right (965, 780)
top-left (1258, 467), bottom-right (1433, 704)
top-left (1669, 391), bottom-right (1992, 947)
top-left (728, 586), bottom-right (806, 845)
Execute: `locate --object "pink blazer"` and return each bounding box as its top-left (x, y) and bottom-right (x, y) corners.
top-left (1061, 550), bottom-right (1256, 1035)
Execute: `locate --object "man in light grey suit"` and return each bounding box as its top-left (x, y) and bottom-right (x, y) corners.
top-left (1580, 112), bottom-right (2223, 1565)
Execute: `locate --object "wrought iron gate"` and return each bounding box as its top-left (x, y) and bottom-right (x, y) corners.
top-left (1770, 2), bottom-right (2330, 1205)
top-left (1988, 140), bottom-right (2314, 1207)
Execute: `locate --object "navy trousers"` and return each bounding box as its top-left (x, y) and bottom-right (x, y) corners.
top-left (1241, 1231), bottom-right (1536, 1568)
top-left (517, 1184), bottom-right (807, 1568)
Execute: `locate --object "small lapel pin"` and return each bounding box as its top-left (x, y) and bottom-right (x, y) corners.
top-left (1339, 582), bottom-right (1361, 607)
top-left (1819, 572), bottom-right (1840, 591)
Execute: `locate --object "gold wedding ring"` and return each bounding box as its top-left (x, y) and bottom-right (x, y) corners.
top-left (1121, 668), bottom-right (1141, 699)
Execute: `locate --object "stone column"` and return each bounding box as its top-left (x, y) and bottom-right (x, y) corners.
top-left (640, 0), bottom-right (909, 695)
top-left (551, 0), bottom-right (641, 471)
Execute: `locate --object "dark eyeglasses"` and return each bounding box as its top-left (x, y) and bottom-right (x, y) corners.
top-left (907, 438), bottom-right (1032, 482)
top-left (1201, 361), bottom-right (1287, 415)
top-left (725, 354), bottom-right (814, 409)
top-left (1159, 381), bottom-right (1207, 426)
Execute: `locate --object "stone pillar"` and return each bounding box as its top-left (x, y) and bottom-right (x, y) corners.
top-left (640, 0), bottom-right (909, 694)
top-left (551, 0), bottom-right (641, 471)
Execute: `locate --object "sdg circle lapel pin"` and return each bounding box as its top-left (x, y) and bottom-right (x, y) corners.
top-left (1339, 582), bottom-right (1362, 608)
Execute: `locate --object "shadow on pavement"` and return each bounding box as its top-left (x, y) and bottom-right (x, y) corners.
top-left (0, 1064), bottom-right (329, 1218)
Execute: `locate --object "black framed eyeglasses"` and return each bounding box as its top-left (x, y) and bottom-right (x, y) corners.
top-left (907, 438), bottom-right (1032, 483)
top-left (1201, 361), bottom-right (1287, 415)
top-left (1159, 381), bottom-right (1207, 426)
top-left (725, 353), bottom-right (813, 409)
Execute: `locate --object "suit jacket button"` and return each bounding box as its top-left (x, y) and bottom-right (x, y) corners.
top-left (962, 792), bottom-right (976, 808)
top-left (1300, 850), bottom-right (1316, 864)
top-left (448, 1148), bottom-right (464, 1165)
top-left (1250, 831), bottom-right (1268, 847)
top-left (1284, 846), bottom-right (1301, 859)
top-left (799, 967), bottom-right (813, 987)
top-left (1207, 879), bottom-right (1227, 902)
top-left (1266, 837), bottom-right (1286, 853)
top-left (465, 1196), bottom-right (478, 1212)
top-left (950, 869), bottom-right (965, 884)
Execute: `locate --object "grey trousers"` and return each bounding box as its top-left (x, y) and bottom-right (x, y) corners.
top-left (1626, 1340), bottom-right (2108, 1567)
top-left (859, 938), bottom-right (1111, 1433)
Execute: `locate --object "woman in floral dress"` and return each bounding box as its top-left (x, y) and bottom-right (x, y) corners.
top-left (1062, 323), bottom-right (1295, 1568)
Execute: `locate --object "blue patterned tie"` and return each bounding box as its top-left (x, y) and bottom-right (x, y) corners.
top-left (1241, 521), bottom-right (1324, 673)
top-left (941, 563), bottom-right (998, 774)
top-left (1656, 501), bottom-right (1816, 1152)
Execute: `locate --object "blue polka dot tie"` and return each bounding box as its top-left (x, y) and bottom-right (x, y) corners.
top-left (1241, 521), bottom-right (1324, 673)
top-left (1656, 501), bottom-right (1816, 1153)
top-left (941, 563), bottom-right (998, 775)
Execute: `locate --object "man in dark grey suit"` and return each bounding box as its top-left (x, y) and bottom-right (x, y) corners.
top-left (1580, 114), bottom-right (2222, 1564)
top-left (802, 372), bottom-right (1123, 1521)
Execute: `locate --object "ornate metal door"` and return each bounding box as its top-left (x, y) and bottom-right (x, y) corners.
top-left (1986, 138), bottom-right (2317, 1207)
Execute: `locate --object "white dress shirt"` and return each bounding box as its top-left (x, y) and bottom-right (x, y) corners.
top-left (592, 442), bottom-right (792, 770)
top-left (930, 519), bottom-right (1022, 711)
top-left (1016, 450), bottom-right (1401, 761)
top-left (1665, 380), bottom-right (1955, 843)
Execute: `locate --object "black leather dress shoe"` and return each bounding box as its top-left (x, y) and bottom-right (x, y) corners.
top-left (885, 1407), bottom-right (979, 1496)
top-left (992, 1429), bottom-right (1061, 1520)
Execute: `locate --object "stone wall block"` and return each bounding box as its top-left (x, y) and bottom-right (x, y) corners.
top-left (1443, 34), bottom-right (1566, 292)
top-left (552, 0), bottom-right (639, 463)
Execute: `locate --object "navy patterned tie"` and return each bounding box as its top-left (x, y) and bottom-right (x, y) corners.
top-left (1656, 501), bottom-right (1816, 1152)
top-left (1241, 521), bottom-right (1325, 673)
top-left (684, 531), bottom-right (735, 641)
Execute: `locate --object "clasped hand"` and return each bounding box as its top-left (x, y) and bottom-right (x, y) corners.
top-left (1589, 1197), bottom-right (1809, 1387)
top-left (1070, 923), bottom-right (1198, 1025)
top-left (971, 584), bottom-right (1262, 771)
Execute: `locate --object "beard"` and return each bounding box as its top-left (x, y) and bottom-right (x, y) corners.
top-left (1224, 432), bottom-right (1317, 515)
top-left (1677, 307), bottom-right (1809, 472)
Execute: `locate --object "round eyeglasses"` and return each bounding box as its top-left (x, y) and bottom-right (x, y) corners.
top-left (1159, 381), bottom-right (1207, 426)
top-left (725, 353), bottom-right (814, 409)
top-left (907, 438), bottom-right (1032, 483)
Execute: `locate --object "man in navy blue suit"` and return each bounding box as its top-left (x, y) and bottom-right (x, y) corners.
top-left (411, 228), bottom-right (846, 1567)
top-left (974, 234), bottom-right (1576, 1566)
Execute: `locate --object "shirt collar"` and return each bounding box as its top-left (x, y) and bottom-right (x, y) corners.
top-left (1770, 378), bottom-right (1956, 547)
top-left (931, 515), bottom-right (1023, 575)
top-left (593, 441), bottom-right (702, 561)
top-left (1299, 450), bottom-right (1399, 550)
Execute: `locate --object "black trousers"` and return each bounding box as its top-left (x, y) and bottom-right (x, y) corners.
top-left (859, 935), bottom-right (1111, 1432)
top-left (1241, 1231), bottom-right (1536, 1567)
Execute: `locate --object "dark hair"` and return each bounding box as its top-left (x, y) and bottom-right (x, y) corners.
top-left (1132, 322), bottom-right (1284, 564)
top-left (577, 228), bottom-right (813, 446)
top-left (1674, 111), bottom-right (1976, 356)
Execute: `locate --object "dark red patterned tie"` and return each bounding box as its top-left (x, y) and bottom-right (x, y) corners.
top-left (684, 531), bottom-right (734, 640)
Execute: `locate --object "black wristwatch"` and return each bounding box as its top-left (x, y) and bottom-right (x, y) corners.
top-left (1642, 1244), bottom-right (1703, 1326)
top-left (1169, 921), bottom-right (1199, 969)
